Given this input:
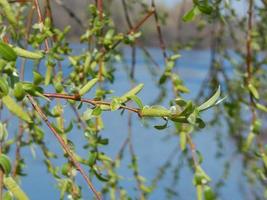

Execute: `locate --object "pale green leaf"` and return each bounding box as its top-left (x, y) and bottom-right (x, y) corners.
top-left (197, 86), bottom-right (221, 111)
top-left (2, 95), bottom-right (32, 123)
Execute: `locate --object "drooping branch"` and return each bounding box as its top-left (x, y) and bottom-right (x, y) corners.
top-left (27, 95), bottom-right (102, 200)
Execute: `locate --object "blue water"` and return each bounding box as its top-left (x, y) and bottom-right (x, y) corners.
top-left (11, 47), bottom-right (248, 199)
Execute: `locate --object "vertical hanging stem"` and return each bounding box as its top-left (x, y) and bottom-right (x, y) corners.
top-left (246, 0), bottom-right (256, 122)
top-left (151, 0), bottom-right (168, 61)
top-left (27, 95), bottom-right (102, 200)
top-left (33, 0), bottom-right (50, 51)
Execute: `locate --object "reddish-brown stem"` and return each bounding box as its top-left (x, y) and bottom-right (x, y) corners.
top-left (33, 0), bottom-right (50, 51)
top-left (128, 9), bottom-right (155, 34)
top-left (97, 0), bottom-right (103, 21)
top-left (98, 8), bottom-right (155, 58)
top-left (151, 0), bottom-right (168, 60)
top-left (27, 95), bottom-right (102, 200)
top-left (42, 93), bottom-right (140, 114)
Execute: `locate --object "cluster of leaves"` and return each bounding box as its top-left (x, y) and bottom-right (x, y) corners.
top-left (0, 0), bottom-right (252, 200)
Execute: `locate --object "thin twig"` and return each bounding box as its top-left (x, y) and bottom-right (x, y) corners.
top-left (43, 93), bottom-right (140, 114)
top-left (33, 0), bottom-right (50, 51)
top-left (151, 0), bottom-right (168, 60)
top-left (27, 95), bottom-right (102, 200)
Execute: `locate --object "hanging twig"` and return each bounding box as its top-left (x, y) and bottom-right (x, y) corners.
top-left (27, 95), bottom-right (102, 200)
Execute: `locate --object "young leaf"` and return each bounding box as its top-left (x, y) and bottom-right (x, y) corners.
top-left (141, 106), bottom-right (172, 117)
top-left (256, 103), bottom-right (267, 112)
top-left (129, 95), bottom-right (143, 109)
top-left (92, 106), bottom-right (102, 116)
top-left (0, 77), bottom-right (9, 98)
top-left (79, 78), bottom-right (98, 96)
top-left (110, 98), bottom-right (121, 111)
top-left (154, 120), bottom-right (168, 130)
top-left (180, 131), bottom-right (187, 151)
top-left (120, 83), bottom-right (144, 103)
top-left (33, 71), bottom-right (43, 85)
top-left (248, 83), bottom-right (259, 100)
top-left (197, 86), bottom-right (221, 111)
top-left (197, 4), bottom-right (213, 15)
top-left (0, 0), bottom-right (17, 26)
top-left (4, 177), bottom-right (29, 200)
top-left (2, 95), bottom-right (32, 123)
top-left (183, 7), bottom-right (197, 22)
top-left (13, 46), bottom-right (43, 60)
top-left (0, 154), bottom-right (11, 174)
top-left (0, 42), bottom-right (17, 61)
top-left (13, 82), bottom-right (26, 101)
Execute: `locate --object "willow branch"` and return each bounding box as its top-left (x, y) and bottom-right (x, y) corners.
top-left (246, 0), bottom-right (256, 122)
top-left (43, 93), bottom-right (140, 114)
top-left (33, 0), bottom-right (50, 51)
top-left (27, 95), bottom-right (102, 200)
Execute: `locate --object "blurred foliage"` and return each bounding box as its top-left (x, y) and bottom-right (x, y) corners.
top-left (0, 0), bottom-right (266, 200)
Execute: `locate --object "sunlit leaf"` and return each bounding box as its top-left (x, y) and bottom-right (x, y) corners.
top-left (4, 177), bottom-right (29, 200)
top-left (79, 78), bottom-right (98, 96)
top-left (198, 86), bottom-right (221, 111)
top-left (129, 95), bottom-right (143, 109)
top-left (183, 7), bottom-right (197, 22)
top-left (248, 83), bottom-right (259, 100)
top-left (2, 95), bottom-right (32, 123)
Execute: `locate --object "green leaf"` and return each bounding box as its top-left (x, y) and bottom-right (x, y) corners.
top-left (197, 86), bottom-right (221, 111)
top-left (98, 137), bottom-right (109, 145)
top-left (248, 83), bottom-right (259, 100)
top-left (183, 7), bottom-right (197, 22)
top-left (2, 95), bottom-right (32, 123)
top-left (243, 132), bottom-right (255, 152)
top-left (196, 118), bottom-right (205, 129)
top-left (92, 167), bottom-right (109, 182)
top-left (0, 0), bottom-right (17, 26)
top-left (0, 122), bottom-right (8, 142)
top-left (79, 78), bottom-right (98, 96)
top-left (0, 77), bottom-right (9, 98)
top-left (180, 131), bottom-right (187, 151)
top-left (154, 120), bottom-right (168, 130)
top-left (141, 106), bottom-right (171, 117)
top-left (0, 42), bottom-right (17, 61)
top-left (120, 84), bottom-right (144, 103)
top-left (45, 65), bottom-right (52, 85)
top-left (3, 191), bottom-right (13, 200)
top-left (204, 186), bottom-right (216, 200)
top-left (0, 154), bottom-right (11, 174)
top-left (129, 95), bottom-right (143, 109)
top-left (13, 46), bottom-right (43, 60)
top-left (13, 82), bottom-right (26, 101)
top-left (4, 177), bottom-right (29, 200)
top-left (33, 71), bottom-right (43, 85)
top-left (92, 106), bottom-right (102, 116)
top-left (256, 103), bottom-right (267, 112)
top-left (110, 98), bottom-right (121, 111)
top-left (88, 152), bottom-right (97, 166)
top-left (197, 4), bottom-right (213, 15)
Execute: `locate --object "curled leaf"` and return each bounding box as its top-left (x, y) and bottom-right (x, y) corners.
top-left (0, 154), bottom-right (11, 174)
top-left (154, 120), bottom-right (168, 130)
